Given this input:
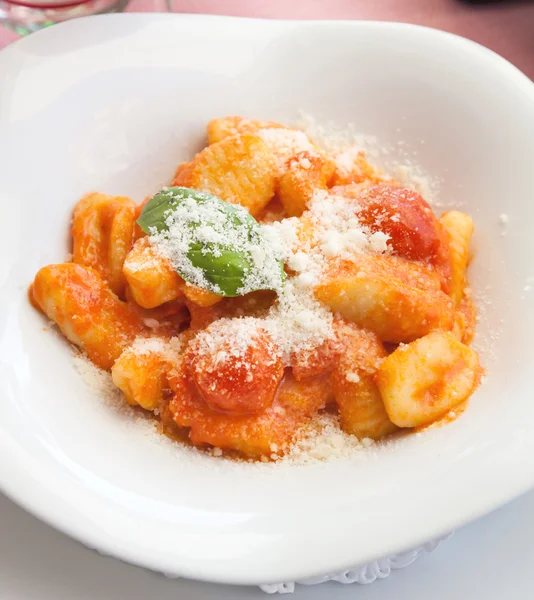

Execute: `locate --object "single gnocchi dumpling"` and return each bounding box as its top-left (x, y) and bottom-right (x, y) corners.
top-left (439, 210), bottom-right (474, 306)
top-left (206, 117), bottom-right (336, 184)
top-left (172, 133), bottom-right (277, 216)
top-left (112, 336), bottom-right (187, 410)
top-left (72, 192), bottom-right (136, 297)
top-left (123, 238), bottom-right (222, 310)
top-left (112, 339), bottom-right (168, 410)
top-left (315, 256), bottom-right (454, 343)
top-left (31, 263), bottom-right (146, 370)
top-left (123, 238), bottom-right (184, 309)
top-left (376, 331), bottom-right (483, 428)
top-left (331, 324), bottom-right (397, 440)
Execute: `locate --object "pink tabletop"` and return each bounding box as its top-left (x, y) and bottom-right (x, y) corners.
top-left (1, 0), bottom-right (534, 80)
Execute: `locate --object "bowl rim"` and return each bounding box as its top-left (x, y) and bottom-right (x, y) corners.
top-left (1, 13), bottom-right (534, 586)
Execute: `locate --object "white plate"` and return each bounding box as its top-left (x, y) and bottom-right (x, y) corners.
top-left (1, 14), bottom-right (533, 586)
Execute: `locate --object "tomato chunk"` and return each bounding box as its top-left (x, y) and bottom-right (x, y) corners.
top-left (186, 320), bottom-right (284, 415)
top-left (357, 185), bottom-right (441, 262)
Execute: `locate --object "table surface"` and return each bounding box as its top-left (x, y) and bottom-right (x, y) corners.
top-left (3, 486), bottom-right (534, 599)
top-left (2, 0), bottom-right (534, 598)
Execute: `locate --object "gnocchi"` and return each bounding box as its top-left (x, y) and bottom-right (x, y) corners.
top-left (331, 324), bottom-right (397, 439)
top-left (277, 151), bottom-right (329, 217)
top-left (315, 256), bottom-right (454, 343)
top-left (30, 116), bottom-right (482, 461)
top-left (439, 210), bottom-right (474, 306)
top-left (72, 192), bottom-right (136, 297)
top-left (32, 263), bottom-right (145, 369)
top-left (172, 132), bottom-right (277, 216)
top-left (376, 331), bottom-right (482, 428)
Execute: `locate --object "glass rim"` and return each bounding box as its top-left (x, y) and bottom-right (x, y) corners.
top-left (2, 0), bottom-right (93, 9)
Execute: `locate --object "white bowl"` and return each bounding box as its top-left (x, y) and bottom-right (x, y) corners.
top-left (1, 14), bottom-right (533, 586)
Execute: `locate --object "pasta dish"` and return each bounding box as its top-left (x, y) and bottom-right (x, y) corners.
top-left (29, 116), bottom-right (483, 460)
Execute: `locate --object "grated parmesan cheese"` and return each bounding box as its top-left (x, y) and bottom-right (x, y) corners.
top-left (281, 414), bottom-right (370, 464)
top-left (189, 317), bottom-right (274, 366)
top-left (257, 128), bottom-right (317, 173)
top-left (265, 188), bottom-right (391, 283)
top-left (297, 111), bottom-right (442, 205)
top-left (187, 280), bottom-right (334, 367)
top-left (73, 353), bottom-right (127, 409)
top-left (129, 336), bottom-right (168, 355)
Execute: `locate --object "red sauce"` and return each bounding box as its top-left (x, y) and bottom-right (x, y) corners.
top-left (166, 361), bottom-right (331, 458)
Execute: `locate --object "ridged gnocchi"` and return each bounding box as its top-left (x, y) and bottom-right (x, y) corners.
top-left (32, 263), bottom-right (145, 369)
top-left (172, 133), bottom-right (277, 216)
top-left (72, 192), bottom-right (136, 297)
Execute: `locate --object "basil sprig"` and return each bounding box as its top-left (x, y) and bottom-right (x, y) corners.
top-left (137, 187), bottom-right (285, 297)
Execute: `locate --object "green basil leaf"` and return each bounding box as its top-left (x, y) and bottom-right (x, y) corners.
top-left (136, 187), bottom-right (285, 297)
top-left (136, 187), bottom-right (207, 234)
top-left (187, 245), bottom-right (252, 297)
